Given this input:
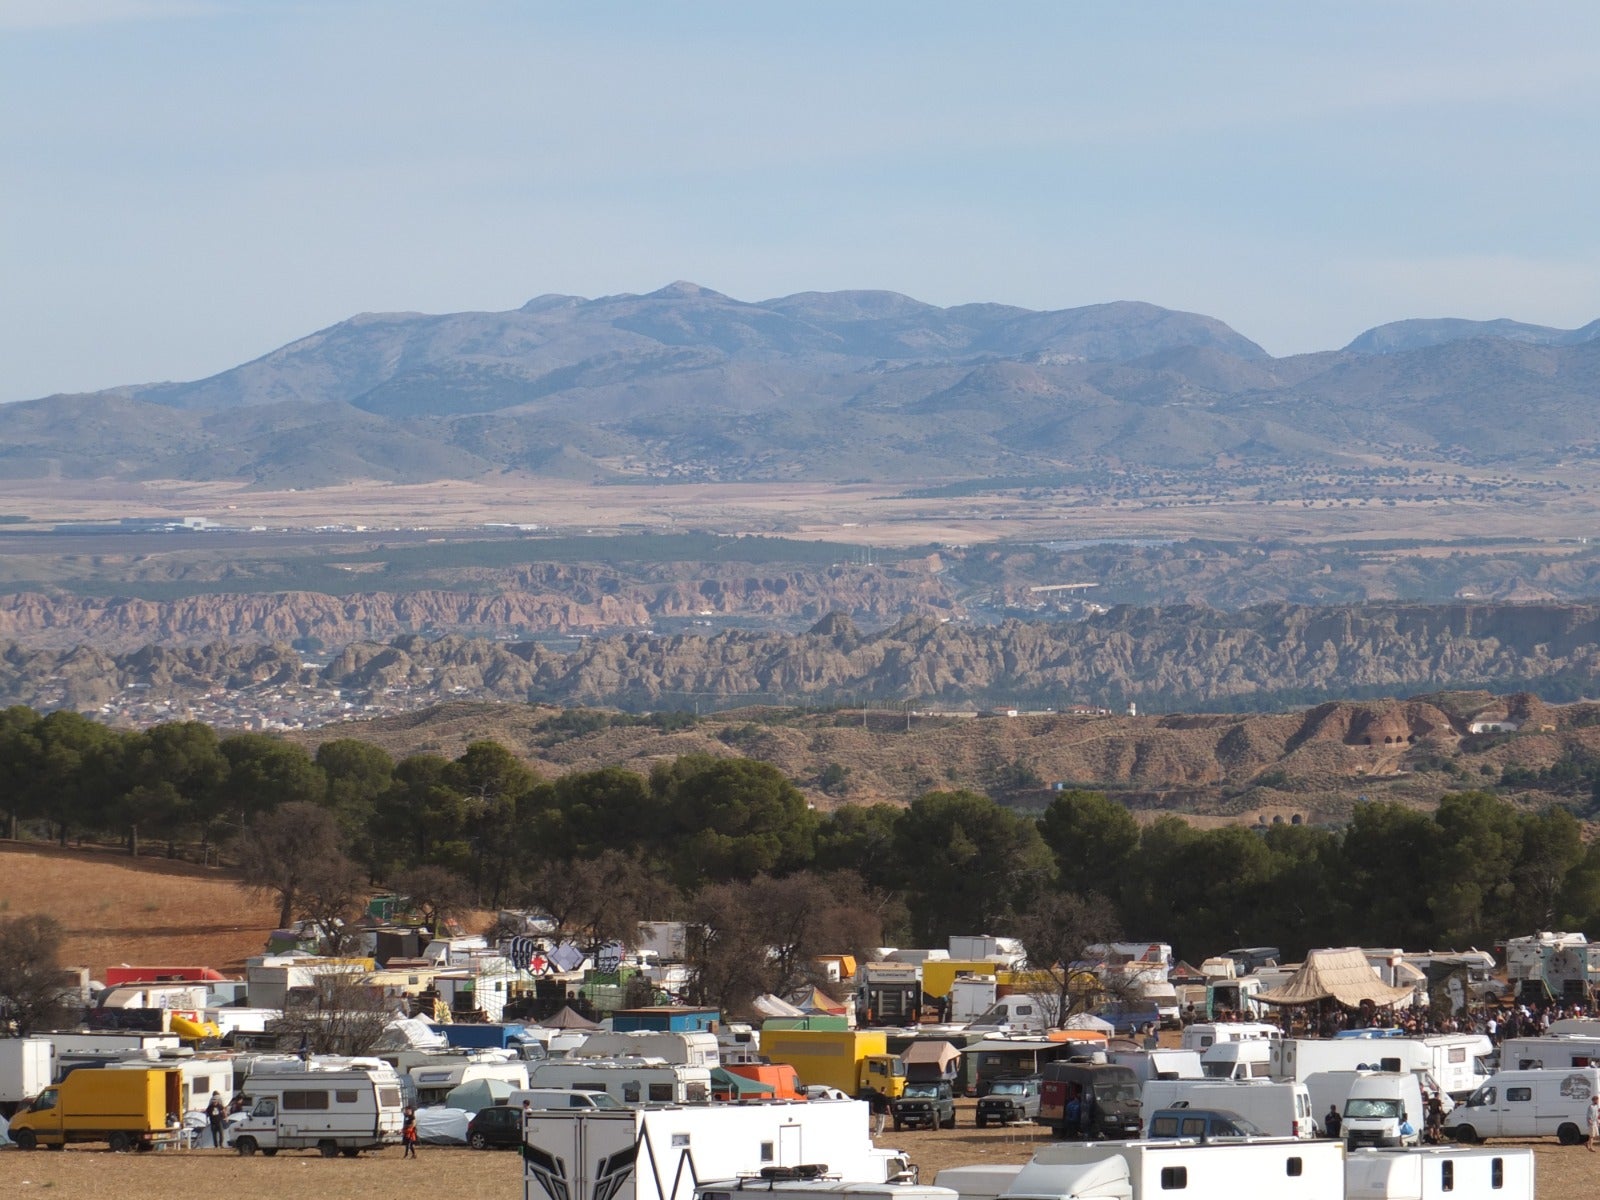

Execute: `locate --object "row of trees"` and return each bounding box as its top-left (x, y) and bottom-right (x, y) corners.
top-left (7, 706), bottom-right (1600, 1016)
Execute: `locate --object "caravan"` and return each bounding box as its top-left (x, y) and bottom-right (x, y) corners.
top-left (528, 1057), bottom-right (713, 1106)
top-left (227, 1066), bottom-right (405, 1156)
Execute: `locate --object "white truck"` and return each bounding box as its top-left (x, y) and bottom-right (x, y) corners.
top-left (1139, 1079), bottom-right (1317, 1139)
top-left (1345, 1146), bottom-right (1535, 1200)
top-left (227, 1066), bottom-right (405, 1156)
top-left (521, 1103), bottom-right (913, 1200)
top-left (0, 1037), bottom-right (54, 1117)
top-left (1342, 1071), bottom-right (1427, 1149)
top-left (946, 1138), bottom-right (1343, 1200)
top-left (529, 1057), bottom-right (713, 1106)
top-left (1199, 1039), bottom-right (1272, 1079)
top-left (1443, 1067), bottom-right (1600, 1145)
top-left (1275, 1034), bottom-right (1491, 1101)
top-left (1107, 1049), bottom-right (1202, 1083)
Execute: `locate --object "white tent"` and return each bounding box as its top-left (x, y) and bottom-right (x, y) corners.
top-left (1063, 1012), bottom-right (1115, 1033)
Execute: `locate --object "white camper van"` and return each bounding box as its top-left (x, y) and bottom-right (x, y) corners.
top-left (227, 1067), bottom-right (405, 1156)
top-left (1345, 1146), bottom-right (1536, 1200)
top-left (1498, 1033), bottom-right (1600, 1072)
top-left (1139, 1079), bottom-right (1317, 1139)
top-left (571, 1031), bottom-right (720, 1069)
top-left (1444, 1068), bottom-right (1600, 1145)
top-left (1179, 1022), bottom-right (1281, 1053)
top-left (528, 1057), bottom-right (712, 1106)
top-left (521, 1103), bottom-right (912, 1200)
top-left (1342, 1071), bottom-right (1427, 1149)
top-left (1199, 1040), bottom-right (1272, 1080)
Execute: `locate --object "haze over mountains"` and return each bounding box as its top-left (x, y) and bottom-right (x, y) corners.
top-left (5, 285), bottom-right (1599, 487)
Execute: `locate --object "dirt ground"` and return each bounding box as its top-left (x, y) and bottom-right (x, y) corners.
top-left (0, 842), bottom-right (276, 975)
top-left (2, 1110), bottom-right (1591, 1200)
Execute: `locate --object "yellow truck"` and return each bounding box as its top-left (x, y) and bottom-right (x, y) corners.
top-left (758, 1029), bottom-right (905, 1099)
top-left (9, 1066), bottom-right (184, 1152)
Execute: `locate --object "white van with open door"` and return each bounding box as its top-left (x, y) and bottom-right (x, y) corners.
top-left (1444, 1068), bottom-right (1600, 1145)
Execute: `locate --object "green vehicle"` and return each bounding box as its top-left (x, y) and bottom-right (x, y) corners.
top-left (893, 1081), bottom-right (957, 1130)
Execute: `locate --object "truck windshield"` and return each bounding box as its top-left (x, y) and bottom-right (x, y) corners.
top-left (1201, 1062), bottom-right (1234, 1078)
top-left (1097, 1083), bottom-right (1141, 1104)
top-left (1345, 1098), bottom-right (1401, 1119)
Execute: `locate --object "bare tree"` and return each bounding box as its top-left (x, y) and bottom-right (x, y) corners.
top-left (1011, 890), bottom-right (1122, 1028)
top-left (0, 915), bottom-right (74, 1035)
top-left (271, 964), bottom-right (398, 1056)
top-left (519, 851), bottom-right (675, 960)
top-left (295, 852), bottom-right (370, 955)
top-left (391, 863), bottom-right (473, 935)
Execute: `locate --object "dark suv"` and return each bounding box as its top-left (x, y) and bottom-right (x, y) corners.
top-left (892, 1081), bottom-right (957, 1130)
top-left (976, 1075), bottom-right (1041, 1128)
top-left (466, 1104), bottom-right (524, 1150)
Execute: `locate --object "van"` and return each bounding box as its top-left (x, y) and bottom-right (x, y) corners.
top-left (1146, 1106), bottom-right (1266, 1139)
top-left (227, 1067), bottom-right (404, 1156)
top-left (1179, 1022), bottom-right (1282, 1053)
top-left (512, 1086), bottom-right (624, 1110)
top-left (1140, 1078), bottom-right (1316, 1139)
top-left (1342, 1071), bottom-right (1425, 1149)
top-left (1200, 1040), bottom-right (1272, 1080)
top-left (1036, 1061), bottom-right (1142, 1139)
top-left (1444, 1067), bottom-right (1600, 1145)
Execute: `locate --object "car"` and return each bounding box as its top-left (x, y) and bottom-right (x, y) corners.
top-left (466, 1104), bottom-right (526, 1150)
top-left (892, 1081), bottom-right (956, 1130)
top-left (1146, 1107), bottom-right (1267, 1141)
top-left (976, 1075), bottom-right (1041, 1128)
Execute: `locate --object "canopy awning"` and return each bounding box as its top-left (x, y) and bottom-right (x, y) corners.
top-left (1254, 948), bottom-right (1416, 1008)
top-left (712, 1067), bottom-right (775, 1096)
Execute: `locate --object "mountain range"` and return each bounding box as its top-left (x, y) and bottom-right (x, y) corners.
top-left (5, 285), bottom-right (1599, 485)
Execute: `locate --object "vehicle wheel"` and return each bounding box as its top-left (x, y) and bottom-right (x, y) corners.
top-left (262, 1149), bottom-right (278, 1157)
top-left (892, 1119), bottom-right (903, 1132)
top-left (235, 1136), bottom-right (258, 1156)
top-left (944, 1111), bottom-right (957, 1129)
top-left (13, 1129), bottom-right (37, 1151)
top-left (976, 1116), bottom-right (987, 1129)
top-left (1558, 1123), bottom-right (1583, 1146)
top-left (108, 1132), bottom-right (132, 1153)
top-left (341, 1148), bottom-right (361, 1158)
top-left (469, 1132), bottom-right (489, 1150)
top-left (1448, 1125), bottom-right (1479, 1145)
top-left (319, 1140), bottom-right (340, 1158)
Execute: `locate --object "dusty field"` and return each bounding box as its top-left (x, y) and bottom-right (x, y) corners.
top-left (1, 1117), bottom-right (1592, 1200)
top-left (1, 471), bottom-right (1597, 547)
top-left (0, 842), bottom-right (276, 975)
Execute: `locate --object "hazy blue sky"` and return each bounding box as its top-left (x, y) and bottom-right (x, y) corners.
top-left (3, 1), bottom-right (1597, 402)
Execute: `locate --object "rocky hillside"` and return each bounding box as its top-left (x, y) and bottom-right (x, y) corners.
top-left (7, 601), bottom-right (1600, 717)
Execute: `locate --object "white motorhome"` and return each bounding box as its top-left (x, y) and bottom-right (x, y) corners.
top-left (1498, 1033), bottom-right (1600, 1072)
top-left (1200, 1040), bottom-right (1272, 1080)
top-left (529, 1057), bottom-right (712, 1106)
top-left (1345, 1146), bottom-right (1535, 1200)
top-left (952, 1139), bottom-right (1343, 1200)
top-left (571, 1031), bottom-right (720, 1069)
top-left (1444, 1068), bottom-right (1600, 1144)
top-left (1275, 1034), bottom-right (1492, 1100)
top-left (407, 1058), bottom-right (529, 1106)
top-left (1140, 1079), bottom-right (1317, 1139)
top-left (521, 1103), bottom-right (912, 1200)
top-left (966, 995), bottom-right (1057, 1034)
top-left (227, 1066), bottom-right (405, 1156)
top-left (1342, 1072), bottom-right (1427, 1149)
top-left (1179, 1022), bottom-right (1281, 1053)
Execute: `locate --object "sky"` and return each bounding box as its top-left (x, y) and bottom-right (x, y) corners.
top-left (3, 0), bottom-right (1598, 403)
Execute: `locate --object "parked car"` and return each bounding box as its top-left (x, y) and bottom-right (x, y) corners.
top-left (892, 1081), bottom-right (956, 1130)
top-left (976, 1075), bottom-right (1041, 1128)
top-left (467, 1104), bottom-right (525, 1150)
top-left (1146, 1107), bottom-right (1266, 1140)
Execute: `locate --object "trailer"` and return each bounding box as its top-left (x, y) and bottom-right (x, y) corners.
top-left (571, 1030), bottom-right (722, 1069)
top-left (521, 1104), bottom-right (912, 1200)
top-left (697, 1180), bottom-right (953, 1200)
top-left (0, 1037), bottom-right (54, 1117)
top-left (1345, 1146), bottom-right (1535, 1200)
top-left (966, 1138), bottom-right (1342, 1200)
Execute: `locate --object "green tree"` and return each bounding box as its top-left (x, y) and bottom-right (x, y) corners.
top-left (116, 721), bottom-right (229, 857)
top-left (446, 741), bottom-right (541, 906)
top-left (536, 766), bottom-right (660, 862)
top-left (1510, 806), bottom-right (1585, 933)
top-left (316, 738), bottom-right (396, 876)
top-left (814, 803), bottom-right (905, 892)
top-left (1429, 791), bottom-right (1522, 945)
top-left (892, 789), bottom-right (1054, 944)
top-left (1341, 801), bottom-right (1441, 948)
top-left (373, 753), bottom-right (469, 870)
top-left (1037, 789), bottom-right (1140, 900)
top-left (650, 755), bottom-right (818, 890)
top-left (220, 734), bottom-right (326, 825)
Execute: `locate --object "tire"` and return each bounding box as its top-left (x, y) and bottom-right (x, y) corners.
top-left (892, 1119), bottom-right (903, 1132)
top-left (341, 1148), bottom-right (360, 1158)
top-left (108, 1132), bottom-right (132, 1153)
top-left (943, 1110), bottom-right (957, 1129)
top-left (318, 1140), bottom-right (340, 1158)
top-left (469, 1132), bottom-right (489, 1150)
top-left (13, 1129), bottom-right (37, 1151)
top-left (236, 1136), bottom-right (258, 1156)
top-left (262, 1149), bottom-right (278, 1157)
top-left (976, 1116), bottom-right (987, 1129)
top-left (1448, 1125), bottom-right (1479, 1145)
top-left (1558, 1123), bottom-right (1583, 1146)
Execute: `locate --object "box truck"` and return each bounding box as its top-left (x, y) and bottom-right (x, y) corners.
top-left (1139, 1078), bottom-right (1316, 1139)
top-left (8, 1065), bottom-right (183, 1151)
top-left (759, 1030), bottom-right (905, 1099)
top-left (0, 1037), bottom-right (54, 1117)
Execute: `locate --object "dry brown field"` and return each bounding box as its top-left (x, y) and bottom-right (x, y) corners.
top-left (0, 472), bottom-right (1596, 548)
top-left (2, 1114), bottom-right (1594, 1200)
top-left (0, 842), bottom-right (275, 975)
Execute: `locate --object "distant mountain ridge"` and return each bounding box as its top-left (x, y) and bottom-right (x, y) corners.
top-left (4, 285), bottom-right (1598, 486)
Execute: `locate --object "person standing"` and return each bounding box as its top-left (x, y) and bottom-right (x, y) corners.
top-left (867, 1087), bottom-right (890, 1137)
top-left (1324, 1105), bottom-right (1342, 1140)
top-left (1586, 1094), bottom-right (1599, 1153)
top-left (402, 1104), bottom-right (419, 1158)
top-left (205, 1091), bottom-right (227, 1149)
